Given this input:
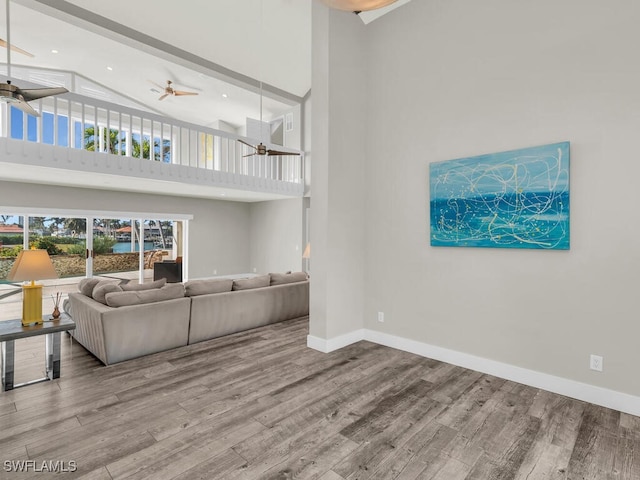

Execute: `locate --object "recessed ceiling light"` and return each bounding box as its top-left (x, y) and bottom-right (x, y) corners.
top-left (106, 66), bottom-right (113, 71)
top-left (51, 49), bottom-right (59, 54)
top-left (220, 193), bottom-right (226, 196)
top-left (222, 93), bottom-right (228, 98)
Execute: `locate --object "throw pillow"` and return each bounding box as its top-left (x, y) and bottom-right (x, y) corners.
top-left (78, 277), bottom-right (102, 296)
top-left (121, 278), bottom-right (166, 292)
top-left (184, 279), bottom-right (233, 297)
top-left (232, 274), bottom-right (270, 291)
top-left (92, 282), bottom-right (123, 304)
top-left (269, 272), bottom-right (308, 286)
top-left (105, 283), bottom-right (185, 307)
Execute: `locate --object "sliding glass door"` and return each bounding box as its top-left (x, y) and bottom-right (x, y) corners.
top-left (91, 218), bottom-right (140, 282)
top-left (0, 209), bottom-right (190, 321)
top-left (0, 214), bottom-right (87, 321)
top-left (90, 218), bottom-right (182, 283)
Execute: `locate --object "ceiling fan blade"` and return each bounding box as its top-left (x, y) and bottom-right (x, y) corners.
top-left (20, 87), bottom-right (69, 101)
top-left (237, 139), bottom-right (257, 150)
top-left (11, 99), bottom-right (40, 117)
top-left (158, 93), bottom-right (169, 101)
top-left (0, 38), bottom-right (34, 57)
top-left (243, 153), bottom-right (257, 158)
top-left (173, 90), bottom-right (198, 96)
top-left (267, 150), bottom-right (301, 156)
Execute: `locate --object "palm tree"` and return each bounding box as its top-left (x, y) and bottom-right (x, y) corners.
top-left (84, 127), bottom-right (123, 154)
top-left (29, 217), bottom-right (47, 234)
top-left (84, 126), bottom-right (170, 162)
top-left (155, 138), bottom-right (171, 163)
top-left (132, 137), bottom-right (171, 162)
top-left (49, 217), bottom-right (66, 235)
top-left (64, 218), bottom-right (87, 237)
top-left (94, 218), bottom-right (123, 238)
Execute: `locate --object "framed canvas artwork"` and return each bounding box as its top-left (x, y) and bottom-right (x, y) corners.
top-left (430, 142), bottom-right (570, 250)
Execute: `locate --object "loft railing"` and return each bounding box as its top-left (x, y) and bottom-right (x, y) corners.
top-left (0, 90), bottom-right (304, 186)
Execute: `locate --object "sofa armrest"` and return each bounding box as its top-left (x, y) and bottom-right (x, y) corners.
top-left (68, 292), bottom-right (191, 365)
top-left (68, 292), bottom-right (110, 364)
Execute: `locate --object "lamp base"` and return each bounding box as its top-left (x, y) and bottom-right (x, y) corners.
top-left (22, 283), bottom-right (43, 327)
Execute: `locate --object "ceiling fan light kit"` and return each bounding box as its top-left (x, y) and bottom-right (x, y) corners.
top-left (320, 0), bottom-right (399, 12)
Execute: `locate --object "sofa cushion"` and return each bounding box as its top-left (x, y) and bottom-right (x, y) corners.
top-left (79, 277), bottom-right (102, 297)
top-left (121, 278), bottom-right (166, 292)
top-left (184, 278), bottom-right (233, 297)
top-left (92, 282), bottom-right (123, 304)
top-left (105, 283), bottom-right (185, 308)
top-left (232, 274), bottom-right (270, 291)
top-left (270, 272), bottom-right (308, 286)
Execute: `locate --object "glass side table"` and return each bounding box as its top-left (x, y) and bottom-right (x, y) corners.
top-left (0, 314), bottom-right (75, 391)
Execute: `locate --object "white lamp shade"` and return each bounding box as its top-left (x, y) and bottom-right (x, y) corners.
top-left (320, 0), bottom-right (398, 11)
top-left (7, 249), bottom-right (58, 282)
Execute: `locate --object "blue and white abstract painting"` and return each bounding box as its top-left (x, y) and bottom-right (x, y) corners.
top-left (430, 142), bottom-right (570, 249)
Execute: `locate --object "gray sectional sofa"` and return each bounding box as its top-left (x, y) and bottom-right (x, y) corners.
top-left (65, 272), bottom-right (309, 365)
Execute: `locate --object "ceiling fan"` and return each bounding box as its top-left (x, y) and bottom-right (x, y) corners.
top-left (0, 81), bottom-right (69, 116)
top-left (236, 1), bottom-right (300, 158)
top-left (150, 79), bottom-right (198, 101)
top-left (236, 77), bottom-right (300, 157)
top-left (0, 0), bottom-right (68, 117)
top-left (237, 139), bottom-right (300, 158)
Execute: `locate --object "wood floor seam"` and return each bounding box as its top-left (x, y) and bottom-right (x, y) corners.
top-left (1, 317), bottom-right (638, 480)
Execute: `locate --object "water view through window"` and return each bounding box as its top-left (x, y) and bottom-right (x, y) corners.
top-left (0, 214), bottom-right (182, 321)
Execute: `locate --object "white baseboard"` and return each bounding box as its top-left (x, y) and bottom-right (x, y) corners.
top-left (307, 328), bottom-right (640, 417)
top-left (307, 329), bottom-right (365, 354)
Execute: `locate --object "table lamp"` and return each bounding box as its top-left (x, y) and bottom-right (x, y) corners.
top-left (7, 249), bottom-right (58, 326)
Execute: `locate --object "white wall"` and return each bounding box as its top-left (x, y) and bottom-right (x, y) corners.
top-left (249, 198), bottom-right (304, 273)
top-left (209, 120), bottom-right (238, 135)
top-left (283, 104), bottom-right (303, 151)
top-left (303, 94), bottom-right (312, 197)
top-left (309, 3), bottom-right (368, 340)
top-left (0, 181), bottom-right (251, 279)
top-left (357, 0), bottom-right (640, 397)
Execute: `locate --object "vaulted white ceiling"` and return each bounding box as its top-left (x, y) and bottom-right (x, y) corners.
top-left (2, 0), bottom-right (411, 130)
top-left (62, 0), bottom-right (312, 98)
top-left (4, 0), bottom-right (312, 128)
top-left (0, 0), bottom-right (410, 202)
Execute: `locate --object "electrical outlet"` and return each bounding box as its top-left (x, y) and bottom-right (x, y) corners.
top-left (213, 269), bottom-right (217, 275)
top-left (378, 312), bottom-right (384, 323)
top-left (253, 268), bottom-right (257, 273)
top-left (590, 354), bottom-right (603, 372)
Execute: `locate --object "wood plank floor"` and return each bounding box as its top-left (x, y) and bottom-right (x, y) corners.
top-left (1, 317), bottom-right (639, 479)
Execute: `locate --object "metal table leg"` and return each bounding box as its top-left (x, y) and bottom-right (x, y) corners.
top-left (45, 332), bottom-right (61, 380)
top-left (1, 340), bottom-right (15, 391)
